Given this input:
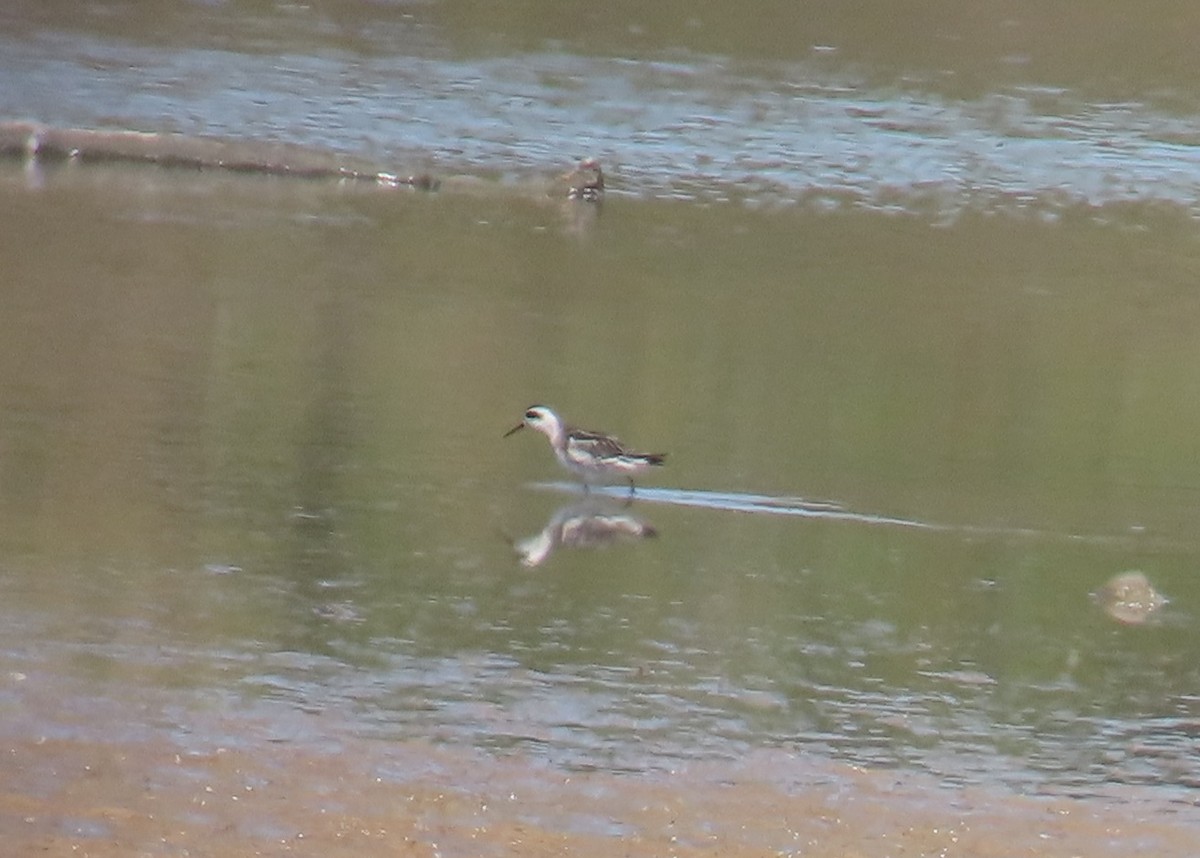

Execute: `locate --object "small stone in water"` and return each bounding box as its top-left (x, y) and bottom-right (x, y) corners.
top-left (1092, 571), bottom-right (1167, 625)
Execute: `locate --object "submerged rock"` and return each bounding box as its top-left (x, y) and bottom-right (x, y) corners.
top-left (1092, 570), bottom-right (1167, 625)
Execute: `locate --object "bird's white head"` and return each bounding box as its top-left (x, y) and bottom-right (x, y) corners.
top-left (504, 405), bottom-right (564, 444)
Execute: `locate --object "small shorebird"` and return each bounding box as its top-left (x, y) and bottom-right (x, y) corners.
top-left (562, 158), bottom-right (605, 202)
top-left (504, 405), bottom-right (665, 493)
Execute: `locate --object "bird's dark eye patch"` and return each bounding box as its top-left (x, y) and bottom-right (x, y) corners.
top-left (525, 410), bottom-right (538, 419)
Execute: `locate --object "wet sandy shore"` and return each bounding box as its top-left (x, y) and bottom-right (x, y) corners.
top-left (4, 697), bottom-right (1198, 858)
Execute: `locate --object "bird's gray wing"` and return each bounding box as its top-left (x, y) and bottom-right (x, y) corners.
top-left (565, 430), bottom-right (626, 464)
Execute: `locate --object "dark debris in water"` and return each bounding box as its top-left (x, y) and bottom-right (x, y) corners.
top-left (0, 120), bottom-right (440, 191)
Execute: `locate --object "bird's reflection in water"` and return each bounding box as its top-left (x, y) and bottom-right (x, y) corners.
top-left (560, 195), bottom-right (601, 236)
top-left (513, 498), bottom-right (658, 568)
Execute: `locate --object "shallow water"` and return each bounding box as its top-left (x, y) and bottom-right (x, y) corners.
top-left (3, 1), bottom-right (1200, 848)
top-left (3, 160), bottom-right (1200, 800)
